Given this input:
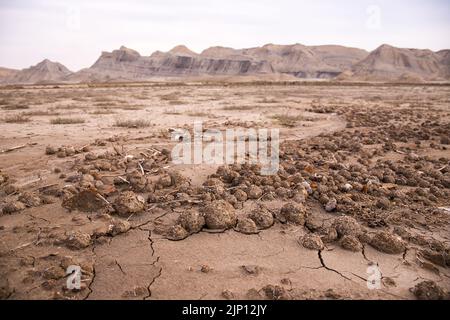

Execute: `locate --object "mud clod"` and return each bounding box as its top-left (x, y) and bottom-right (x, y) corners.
top-left (0, 277), bottom-right (12, 299)
top-left (2, 201), bottom-right (26, 214)
top-left (42, 266), bottom-right (66, 280)
top-left (108, 218), bottom-right (131, 236)
top-left (234, 189), bottom-right (248, 202)
top-left (157, 175), bottom-right (172, 188)
top-left (320, 226), bottom-right (339, 243)
top-left (247, 185), bottom-right (263, 199)
top-left (235, 218), bottom-right (259, 235)
top-left (18, 192), bottom-right (42, 207)
top-left (279, 202), bottom-right (307, 225)
top-left (325, 198), bottom-right (337, 212)
top-left (45, 146), bottom-right (57, 155)
top-left (305, 215), bottom-right (323, 232)
top-left (122, 286), bottom-right (148, 298)
top-left (62, 190), bottom-right (108, 212)
top-left (332, 216), bottom-right (361, 238)
top-left (177, 210), bottom-right (205, 234)
top-left (64, 231), bottom-right (91, 249)
top-left (411, 281), bottom-right (446, 300)
top-left (113, 191), bottom-right (145, 216)
top-left (241, 265), bottom-right (261, 275)
top-left (419, 248), bottom-right (450, 267)
top-left (300, 233), bottom-right (325, 250)
top-left (262, 285), bottom-right (292, 300)
top-left (202, 200), bottom-right (237, 230)
top-left (201, 265), bottom-right (212, 273)
top-left (0, 172), bottom-right (9, 185)
top-left (340, 235), bottom-right (362, 252)
top-left (249, 205), bottom-right (274, 229)
top-left (370, 231), bottom-right (406, 254)
top-left (166, 224), bottom-right (189, 241)
top-left (222, 289), bottom-right (235, 300)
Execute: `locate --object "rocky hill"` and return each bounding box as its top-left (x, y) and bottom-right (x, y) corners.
top-left (0, 67), bottom-right (19, 82)
top-left (344, 44), bottom-right (450, 81)
top-left (1, 43), bottom-right (449, 84)
top-left (3, 59), bottom-right (72, 84)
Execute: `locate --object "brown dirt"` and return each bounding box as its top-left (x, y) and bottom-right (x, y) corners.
top-left (0, 82), bottom-right (449, 300)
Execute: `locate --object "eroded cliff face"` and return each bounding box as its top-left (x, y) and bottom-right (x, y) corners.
top-left (82, 44), bottom-right (368, 80)
top-left (86, 46), bottom-right (273, 79)
top-left (81, 44), bottom-right (450, 82)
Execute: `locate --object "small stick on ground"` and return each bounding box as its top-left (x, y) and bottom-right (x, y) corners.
top-left (19, 177), bottom-right (43, 188)
top-left (138, 162), bottom-right (145, 175)
top-left (36, 183), bottom-right (59, 191)
top-left (140, 152), bottom-right (151, 158)
top-left (1, 144), bottom-right (27, 153)
top-left (117, 176), bottom-right (130, 184)
top-left (100, 173), bottom-right (127, 178)
top-left (146, 147), bottom-right (162, 154)
top-left (96, 193), bottom-right (111, 206)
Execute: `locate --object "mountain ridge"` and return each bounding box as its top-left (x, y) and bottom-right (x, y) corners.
top-left (1, 43), bottom-right (449, 84)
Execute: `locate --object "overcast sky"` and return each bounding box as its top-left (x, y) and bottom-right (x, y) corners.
top-left (0, 0), bottom-right (449, 71)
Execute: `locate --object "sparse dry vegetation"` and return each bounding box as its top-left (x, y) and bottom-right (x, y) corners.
top-left (159, 92), bottom-right (180, 101)
top-left (23, 109), bottom-right (60, 116)
top-left (185, 111), bottom-right (211, 117)
top-left (0, 99), bottom-right (10, 105)
top-left (94, 102), bottom-right (117, 107)
top-left (164, 109), bottom-right (182, 115)
top-left (258, 97), bottom-right (279, 104)
top-left (168, 99), bottom-right (185, 105)
top-left (71, 96), bottom-right (90, 102)
top-left (132, 94), bottom-right (149, 100)
top-left (222, 105), bottom-right (254, 111)
top-left (3, 114), bottom-right (30, 123)
top-left (119, 104), bottom-right (145, 110)
top-left (90, 108), bottom-right (116, 115)
top-left (271, 113), bottom-right (306, 127)
top-left (114, 118), bottom-right (151, 128)
top-left (2, 104), bottom-right (30, 110)
top-left (160, 92), bottom-right (185, 105)
top-left (50, 117), bottom-right (85, 124)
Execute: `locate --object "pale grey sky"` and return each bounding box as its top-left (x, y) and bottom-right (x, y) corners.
top-left (0, 0), bottom-right (449, 71)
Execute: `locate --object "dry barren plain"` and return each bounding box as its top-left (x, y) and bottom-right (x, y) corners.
top-left (0, 82), bottom-right (449, 300)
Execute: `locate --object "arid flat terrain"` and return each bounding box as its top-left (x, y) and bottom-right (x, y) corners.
top-left (0, 82), bottom-right (449, 300)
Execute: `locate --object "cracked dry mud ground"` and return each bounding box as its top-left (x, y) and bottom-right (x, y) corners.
top-left (0, 83), bottom-right (449, 300)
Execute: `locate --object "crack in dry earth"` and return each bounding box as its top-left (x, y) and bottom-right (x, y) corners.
top-left (83, 245), bottom-right (98, 300)
top-left (142, 230), bottom-right (162, 300)
top-left (318, 250), bottom-right (352, 281)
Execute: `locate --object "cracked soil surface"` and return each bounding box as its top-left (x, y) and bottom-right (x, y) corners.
top-left (0, 82), bottom-right (449, 300)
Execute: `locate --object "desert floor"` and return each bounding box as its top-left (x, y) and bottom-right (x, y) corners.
top-left (0, 82), bottom-right (449, 300)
